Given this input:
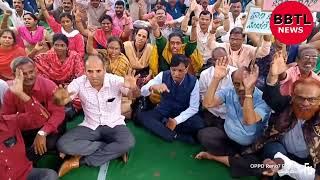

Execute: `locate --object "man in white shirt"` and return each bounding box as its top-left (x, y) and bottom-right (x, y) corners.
top-left (0, 0), bottom-right (30, 27)
top-left (217, 0), bottom-right (244, 43)
top-left (136, 54), bottom-right (205, 144)
top-left (199, 47), bottom-right (237, 127)
top-left (54, 55), bottom-right (140, 177)
top-left (181, 2), bottom-right (230, 66)
top-left (76, 0), bottom-right (107, 27)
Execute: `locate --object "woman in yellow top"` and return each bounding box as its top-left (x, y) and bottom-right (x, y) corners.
top-left (123, 27), bottom-right (153, 87)
top-left (87, 32), bottom-right (133, 119)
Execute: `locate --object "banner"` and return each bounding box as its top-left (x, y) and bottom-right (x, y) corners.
top-left (244, 7), bottom-right (272, 34)
top-left (263, 0), bottom-right (320, 12)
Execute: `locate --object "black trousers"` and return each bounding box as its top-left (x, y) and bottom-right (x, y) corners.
top-left (197, 126), bottom-right (264, 177)
top-left (22, 122), bottom-right (66, 163)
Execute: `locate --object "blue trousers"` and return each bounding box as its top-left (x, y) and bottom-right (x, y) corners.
top-left (136, 109), bottom-right (205, 142)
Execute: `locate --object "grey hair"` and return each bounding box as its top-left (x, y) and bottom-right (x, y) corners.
top-left (297, 45), bottom-right (318, 59)
top-left (10, 56), bottom-right (35, 73)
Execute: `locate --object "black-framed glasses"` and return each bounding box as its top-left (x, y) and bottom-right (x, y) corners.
top-left (293, 95), bottom-right (320, 104)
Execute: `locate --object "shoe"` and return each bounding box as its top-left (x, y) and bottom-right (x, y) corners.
top-left (58, 156), bottom-right (81, 177)
top-left (122, 152), bottom-right (128, 163)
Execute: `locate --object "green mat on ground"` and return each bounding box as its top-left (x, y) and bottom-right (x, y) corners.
top-left (38, 115), bottom-right (257, 180)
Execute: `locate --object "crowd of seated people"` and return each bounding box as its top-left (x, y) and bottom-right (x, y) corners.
top-left (0, 0), bottom-right (320, 179)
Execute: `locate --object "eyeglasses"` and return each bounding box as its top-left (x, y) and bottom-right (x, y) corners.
top-left (293, 96), bottom-right (320, 104)
top-left (302, 55), bottom-right (318, 61)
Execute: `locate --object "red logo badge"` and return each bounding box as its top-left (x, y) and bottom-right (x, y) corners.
top-left (270, 1), bottom-right (314, 45)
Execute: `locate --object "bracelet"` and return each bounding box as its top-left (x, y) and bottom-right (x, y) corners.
top-left (224, 16), bottom-right (229, 19)
top-left (244, 94), bottom-right (253, 98)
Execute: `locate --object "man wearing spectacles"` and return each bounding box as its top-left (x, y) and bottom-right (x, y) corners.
top-left (234, 53), bottom-right (320, 179)
top-left (270, 45), bottom-right (320, 96)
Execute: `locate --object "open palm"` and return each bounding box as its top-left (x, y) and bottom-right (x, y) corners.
top-left (124, 69), bottom-right (139, 89)
top-left (270, 52), bottom-right (289, 76)
top-left (214, 56), bottom-right (229, 79)
top-left (243, 64), bottom-right (259, 89)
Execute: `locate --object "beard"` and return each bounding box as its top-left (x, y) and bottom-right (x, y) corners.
top-left (292, 103), bottom-right (319, 120)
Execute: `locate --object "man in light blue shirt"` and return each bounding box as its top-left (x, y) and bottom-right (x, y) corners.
top-left (195, 56), bottom-right (270, 169)
top-left (136, 54), bottom-right (205, 143)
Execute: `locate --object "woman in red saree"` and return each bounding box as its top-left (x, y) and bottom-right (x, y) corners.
top-left (31, 33), bottom-right (84, 85)
top-left (0, 29), bottom-right (26, 80)
top-left (75, 7), bottom-right (131, 49)
top-left (39, 0), bottom-right (85, 58)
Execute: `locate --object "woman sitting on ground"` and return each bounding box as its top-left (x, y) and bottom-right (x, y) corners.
top-left (39, 0), bottom-right (85, 57)
top-left (75, 7), bottom-right (131, 49)
top-left (0, 29), bottom-right (26, 80)
top-left (124, 27), bottom-right (153, 87)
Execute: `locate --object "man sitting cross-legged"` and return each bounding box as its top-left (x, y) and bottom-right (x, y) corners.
top-left (195, 57), bottom-right (271, 169)
top-left (135, 54), bottom-right (205, 144)
top-left (53, 55), bottom-right (139, 177)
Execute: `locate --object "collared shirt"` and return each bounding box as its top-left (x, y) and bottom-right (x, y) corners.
top-left (141, 71), bottom-right (200, 124)
top-left (0, 0), bottom-right (30, 27)
top-left (280, 66), bottom-right (320, 96)
top-left (2, 76), bottom-right (65, 134)
top-left (216, 87), bottom-right (271, 146)
top-left (282, 119), bottom-right (309, 158)
top-left (217, 12), bottom-right (245, 43)
top-left (108, 13), bottom-right (134, 30)
top-left (199, 65), bottom-right (237, 119)
top-left (214, 41), bottom-right (272, 68)
top-left (0, 79), bottom-right (8, 105)
top-left (184, 25), bottom-right (215, 63)
top-left (76, 0), bottom-right (106, 27)
top-left (67, 74), bottom-right (128, 130)
top-left (0, 98), bottom-right (49, 180)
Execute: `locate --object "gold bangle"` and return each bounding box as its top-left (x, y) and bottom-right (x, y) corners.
top-left (245, 94), bottom-right (253, 98)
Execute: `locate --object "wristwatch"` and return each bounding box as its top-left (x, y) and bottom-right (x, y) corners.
top-left (244, 94), bottom-right (253, 98)
top-left (37, 130), bottom-right (47, 136)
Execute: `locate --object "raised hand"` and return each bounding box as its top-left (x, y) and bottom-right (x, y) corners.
top-left (34, 42), bottom-right (45, 52)
top-left (213, 56), bottom-right (229, 80)
top-left (270, 52), bottom-right (291, 76)
top-left (221, 2), bottom-right (230, 16)
top-left (74, 6), bottom-right (82, 21)
top-left (9, 69), bottom-right (24, 96)
top-left (191, 16), bottom-right (199, 27)
top-left (104, 2), bottom-right (111, 11)
top-left (148, 16), bottom-right (158, 28)
top-left (212, 18), bottom-right (222, 30)
top-left (53, 85), bottom-right (74, 106)
top-left (189, 0), bottom-right (197, 12)
top-left (150, 83), bottom-right (170, 94)
top-left (4, 9), bottom-right (12, 16)
top-left (240, 14), bottom-right (247, 26)
top-left (243, 63), bottom-right (259, 91)
top-left (124, 69), bottom-right (140, 89)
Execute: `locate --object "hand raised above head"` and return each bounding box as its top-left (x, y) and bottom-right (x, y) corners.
top-left (270, 51), bottom-right (294, 76)
top-left (243, 63), bottom-right (259, 90)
